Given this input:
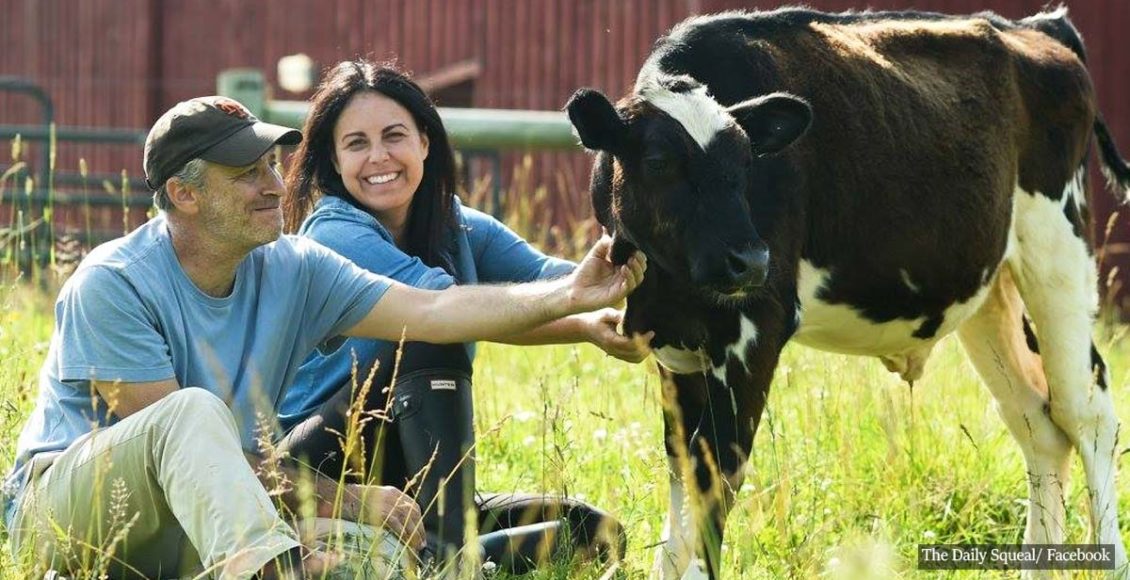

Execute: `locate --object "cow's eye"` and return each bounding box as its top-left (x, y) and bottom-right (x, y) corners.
top-left (643, 154), bottom-right (677, 176)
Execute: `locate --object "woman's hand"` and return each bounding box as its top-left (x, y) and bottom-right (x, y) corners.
top-left (345, 483), bottom-right (425, 551)
top-left (580, 308), bottom-right (655, 363)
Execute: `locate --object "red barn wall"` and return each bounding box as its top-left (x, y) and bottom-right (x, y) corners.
top-left (3, 0), bottom-right (1129, 305)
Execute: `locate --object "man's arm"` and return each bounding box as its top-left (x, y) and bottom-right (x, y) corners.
top-left (346, 236), bottom-right (646, 343)
top-left (93, 378), bottom-right (179, 418)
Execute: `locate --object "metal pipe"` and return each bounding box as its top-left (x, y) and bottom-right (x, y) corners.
top-left (0, 125), bottom-right (148, 145)
top-left (21, 190), bottom-right (152, 207)
top-left (266, 99), bottom-right (580, 151)
top-left (7, 168), bottom-right (149, 190)
top-left (0, 77), bottom-right (54, 183)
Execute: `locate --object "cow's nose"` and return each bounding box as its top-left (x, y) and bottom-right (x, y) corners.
top-left (728, 243), bottom-right (770, 289)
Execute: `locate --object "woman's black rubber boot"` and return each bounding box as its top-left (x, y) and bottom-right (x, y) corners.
top-left (391, 366), bottom-right (477, 567)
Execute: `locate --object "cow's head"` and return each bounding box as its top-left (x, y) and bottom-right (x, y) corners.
top-left (566, 75), bottom-right (811, 300)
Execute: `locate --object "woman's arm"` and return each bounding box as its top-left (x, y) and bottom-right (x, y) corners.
top-left (498, 308), bottom-right (654, 363)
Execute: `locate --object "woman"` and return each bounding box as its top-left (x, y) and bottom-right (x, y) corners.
top-left (278, 60), bottom-right (652, 574)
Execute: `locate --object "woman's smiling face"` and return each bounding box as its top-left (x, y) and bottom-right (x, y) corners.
top-left (332, 91), bottom-right (429, 230)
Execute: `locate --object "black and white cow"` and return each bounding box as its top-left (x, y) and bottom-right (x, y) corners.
top-left (566, 7), bottom-right (1130, 579)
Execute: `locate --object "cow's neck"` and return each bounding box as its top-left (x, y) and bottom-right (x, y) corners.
top-left (625, 266), bottom-right (751, 351)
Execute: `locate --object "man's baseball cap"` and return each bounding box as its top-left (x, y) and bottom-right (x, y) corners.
top-left (143, 96), bottom-right (302, 190)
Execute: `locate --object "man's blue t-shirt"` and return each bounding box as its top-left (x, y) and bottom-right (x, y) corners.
top-left (2, 214), bottom-right (391, 526)
top-left (277, 195), bottom-right (574, 430)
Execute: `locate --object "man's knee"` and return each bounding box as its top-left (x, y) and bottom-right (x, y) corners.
top-left (153, 387), bottom-right (234, 432)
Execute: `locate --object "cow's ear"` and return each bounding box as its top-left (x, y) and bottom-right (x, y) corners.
top-left (727, 93), bottom-right (812, 156)
top-left (610, 235), bottom-right (638, 266)
top-left (566, 89), bottom-right (626, 152)
top-left (590, 152), bottom-right (616, 228)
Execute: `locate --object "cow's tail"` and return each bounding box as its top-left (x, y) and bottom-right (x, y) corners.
top-left (1095, 116), bottom-right (1130, 200)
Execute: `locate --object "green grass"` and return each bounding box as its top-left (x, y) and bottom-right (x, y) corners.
top-left (3, 277), bottom-right (1129, 578)
top-left (2, 140), bottom-right (1127, 577)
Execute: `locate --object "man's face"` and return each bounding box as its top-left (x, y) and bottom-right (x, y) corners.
top-left (196, 155), bottom-right (285, 251)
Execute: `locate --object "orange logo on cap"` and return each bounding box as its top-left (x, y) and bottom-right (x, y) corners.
top-left (213, 97), bottom-right (250, 119)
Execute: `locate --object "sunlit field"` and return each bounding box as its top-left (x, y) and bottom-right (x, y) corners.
top-left (2, 275), bottom-right (1130, 578)
top-left (2, 135), bottom-right (1128, 577)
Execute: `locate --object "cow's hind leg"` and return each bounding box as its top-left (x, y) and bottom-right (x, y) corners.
top-left (1011, 185), bottom-right (1127, 572)
top-left (957, 267), bottom-right (1073, 548)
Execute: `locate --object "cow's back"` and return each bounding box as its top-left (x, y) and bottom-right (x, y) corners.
top-left (643, 10), bottom-right (1097, 355)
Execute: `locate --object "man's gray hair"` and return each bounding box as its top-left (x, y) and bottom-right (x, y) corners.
top-left (153, 158), bottom-right (208, 211)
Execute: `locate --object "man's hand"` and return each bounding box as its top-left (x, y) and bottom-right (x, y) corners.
top-left (567, 236), bottom-right (647, 313)
top-left (579, 308), bottom-right (654, 363)
top-left (343, 483), bottom-right (425, 551)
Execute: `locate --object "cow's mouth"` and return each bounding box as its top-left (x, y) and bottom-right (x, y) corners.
top-left (703, 285), bottom-right (757, 305)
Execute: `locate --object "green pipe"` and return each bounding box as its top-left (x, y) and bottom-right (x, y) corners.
top-left (266, 100), bottom-right (580, 151)
top-left (19, 191), bottom-right (152, 207)
top-left (0, 77), bottom-right (53, 183)
top-left (0, 125), bottom-right (147, 144)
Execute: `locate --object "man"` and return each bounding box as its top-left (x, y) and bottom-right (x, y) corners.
top-left (0, 96), bottom-right (646, 578)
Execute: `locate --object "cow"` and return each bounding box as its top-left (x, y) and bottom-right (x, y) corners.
top-left (565, 7), bottom-right (1130, 579)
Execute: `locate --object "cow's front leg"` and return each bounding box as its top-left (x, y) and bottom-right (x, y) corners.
top-left (652, 369), bottom-right (713, 579)
top-left (653, 326), bottom-right (779, 579)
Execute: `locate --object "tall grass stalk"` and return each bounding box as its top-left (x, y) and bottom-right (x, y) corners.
top-left (120, 169), bottom-right (129, 237)
top-left (79, 158), bottom-right (91, 250)
top-left (46, 124), bottom-right (55, 271)
top-left (3, 149), bottom-right (1130, 577)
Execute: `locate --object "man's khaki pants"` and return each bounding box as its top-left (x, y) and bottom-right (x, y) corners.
top-left (9, 388), bottom-right (301, 579)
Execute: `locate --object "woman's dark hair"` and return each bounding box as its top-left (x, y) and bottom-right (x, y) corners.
top-left (283, 59), bottom-right (459, 275)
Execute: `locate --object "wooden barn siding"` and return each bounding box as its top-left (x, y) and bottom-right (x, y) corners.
top-left (1, 0), bottom-right (156, 237)
top-left (3, 0), bottom-right (1129, 305)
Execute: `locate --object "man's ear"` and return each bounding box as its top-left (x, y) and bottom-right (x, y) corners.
top-left (166, 178), bottom-right (200, 215)
top-left (566, 89), bottom-right (627, 152)
top-left (727, 92), bottom-right (812, 156)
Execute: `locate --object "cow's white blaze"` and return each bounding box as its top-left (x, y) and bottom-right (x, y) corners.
top-left (636, 75), bottom-right (731, 151)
